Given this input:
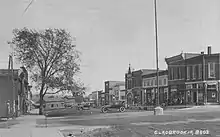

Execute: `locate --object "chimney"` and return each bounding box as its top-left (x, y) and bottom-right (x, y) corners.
top-left (208, 46), bottom-right (211, 55)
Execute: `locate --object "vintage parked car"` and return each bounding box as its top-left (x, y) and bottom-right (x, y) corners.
top-left (101, 100), bottom-right (126, 113)
top-left (77, 102), bottom-right (91, 110)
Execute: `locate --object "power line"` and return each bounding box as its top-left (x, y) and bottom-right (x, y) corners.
top-left (22, 0), bottom-right (35, 16)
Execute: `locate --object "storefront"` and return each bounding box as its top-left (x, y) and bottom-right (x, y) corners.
top-left (126, 88), bottom-right (144, 106)
top-left (169, 84), bottom-right (185, 105)
top-left (169, 85), bottom-right (177, 104)
top-left (145, 88), bottom-right (154, 105)
top-left (185, 81), bottom-right (219, 105)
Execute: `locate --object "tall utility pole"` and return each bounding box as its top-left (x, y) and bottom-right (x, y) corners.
top-left (154, 0), bottom-right (160, 107)
top-left (8, 55), bottom-right (15, 116)
top-left (8, 43), bottom-right (15, 117)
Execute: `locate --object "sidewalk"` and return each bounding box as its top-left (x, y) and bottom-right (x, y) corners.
top-left (0, 115), bottom-right (62, 137)
top-left (0, 115), bottom-right (110, 137)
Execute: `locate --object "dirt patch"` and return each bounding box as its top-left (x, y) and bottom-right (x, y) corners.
top-left (0, 120), bottom-right (20, 128)
top-left (60, 126), bottom-right (131, 137)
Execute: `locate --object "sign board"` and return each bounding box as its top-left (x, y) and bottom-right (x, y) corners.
top-left (186, 84), bottom-right (192, 89)
top-left (164, 88), bottom-right (168, 93)
top-left (171, 88), bottom-right (177, 92)
top-left (212, 93), bottom-right (216, 98)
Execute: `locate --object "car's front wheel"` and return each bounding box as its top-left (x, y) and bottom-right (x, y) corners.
top-left (119, 107), bottom-right (125, 112)
top-left (102, 107), bottom-right (108, 113)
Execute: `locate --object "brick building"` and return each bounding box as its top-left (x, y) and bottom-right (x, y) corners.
top-left (165, 46), bottom-right (220, 105)
top-left (142, 70), bottom-right (168, 105)
top-left (165, 52), bottom-right (200, 105)
top-left (125, 64), bottom-right (157, 106)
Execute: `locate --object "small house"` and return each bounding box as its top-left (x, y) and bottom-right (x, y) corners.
top-left (44, 98), bottom-right (65, 110)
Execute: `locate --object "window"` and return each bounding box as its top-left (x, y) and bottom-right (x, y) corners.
top-left (174, 67), bottom-right (178, 80)
top-left (198, 64), bottom-right (202, 79)
top-left (172, 67), bottom-right (175, 80)
top-left (168, 68), bottom-right (172, 80)
top-left (192, 65), bottom-right (196, 79)
top-left (151, 80), bottom-right (153, 86)
top-left (169, 67), bottom-right (172, 80)
top-left (164, 78), bottom-right (167, 85)
top-left (178, 67), bottom-right (181, 79)
top-left (147, 80), bottom-right (150, 86)
top-left (208, 63), bottom-right (215, 78)
top-left (121, 96), bottom-right (125, 100)
top-left (187, 66), bottom-right (190, 80)
top-left (159, 79), bottom-right (162, 86)
top-left (51, 104), bottom-right (54, 108)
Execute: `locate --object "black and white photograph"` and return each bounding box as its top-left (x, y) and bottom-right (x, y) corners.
top-left (0, 0), bottom-right (220, 136)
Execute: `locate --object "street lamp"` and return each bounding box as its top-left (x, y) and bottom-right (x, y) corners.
top-left (153, 0), bottom-right (163, 115)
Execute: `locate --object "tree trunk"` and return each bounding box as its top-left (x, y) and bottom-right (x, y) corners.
top-left (39, 92), bottom-right (44, 115)
top-left (39, 84), bottom-right (45, 115)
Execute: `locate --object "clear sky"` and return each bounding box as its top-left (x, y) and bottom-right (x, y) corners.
top-left (0, 0), bottom-right (220, 94)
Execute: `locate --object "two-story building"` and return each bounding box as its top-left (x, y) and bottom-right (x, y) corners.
top-left (165, 46), bottom-right (220, 105)
top-left (165, 52), bottom-right (200, 105)
top-left (125, 64), bottom-right (157, 106)
top-left (165, 52), bottom-right (201, 105)
top-left (104, 81), bottom-right (124, 105)
top-left (142, 70), bottom-right (168, 105)
top-left (184, 47), bottom-right (220, 104)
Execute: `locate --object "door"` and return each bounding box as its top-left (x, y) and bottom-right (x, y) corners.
top-left (193, 91), bottom-right (197, 103)
top-left (207, 90), bottom-right (217, 103)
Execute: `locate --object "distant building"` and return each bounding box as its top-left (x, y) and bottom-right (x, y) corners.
top-left (125, 64), bottom-right (158, 106)
top-left (101, 92), bottom-right (105, 106)
top-left (63, 96), bottom-right (76, 108)
top-left (104, 81), bottom-right (124, 105)
top-left (142, 70), bottom-right (168, 105)
top-left (44, 99), bottom-right (65, 110)
top-left (88, 91), bottom-right (99, 106)
top-left (112, 83), bottom-right (126, 101)
top-left (97, 90), bottom-right (103, 107)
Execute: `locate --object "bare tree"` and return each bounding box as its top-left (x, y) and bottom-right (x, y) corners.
top-left (9, 27), bottom-right (85, 114)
